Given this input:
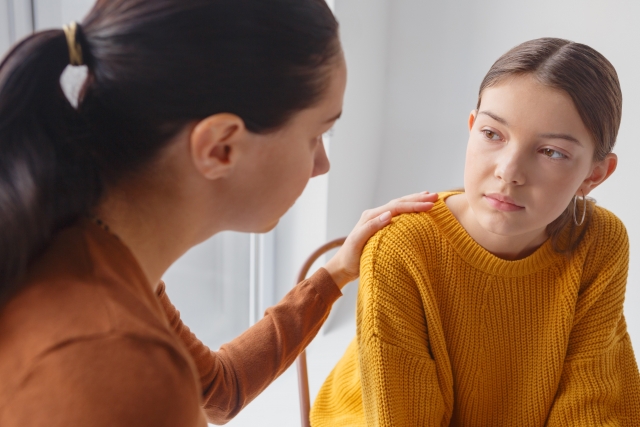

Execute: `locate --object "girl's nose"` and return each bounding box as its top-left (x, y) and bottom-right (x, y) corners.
top-left (311, 137), bottom-right (330, 178)
top-left (494, 145), bottom-right (526, 185)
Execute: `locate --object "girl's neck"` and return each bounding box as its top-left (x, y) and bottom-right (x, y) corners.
top-left (445, 193), bottom-right (548, 261)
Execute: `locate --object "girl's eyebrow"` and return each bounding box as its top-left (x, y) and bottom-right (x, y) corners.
top-left (539, 133), bottom-right (582, 146)
top-left (480, 110), bottom-right (582, 146)
top-left (478, 110), bottom-right (508, 125)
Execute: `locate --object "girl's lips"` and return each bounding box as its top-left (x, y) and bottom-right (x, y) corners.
top-left (484, 194), bottom-right (525, 212)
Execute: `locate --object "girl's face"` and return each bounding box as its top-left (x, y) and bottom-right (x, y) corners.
top-left (464, 74), bottom-right (610, 240)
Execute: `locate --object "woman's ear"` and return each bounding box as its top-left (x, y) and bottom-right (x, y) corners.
top-left (189, 113), bottom-right (247, 180)
top-left (468, 110), bottom-right (477, 132)
top-left (579, 153), bottom-right (618, 196)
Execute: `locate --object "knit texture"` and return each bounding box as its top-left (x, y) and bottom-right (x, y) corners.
top-left (310, 193), bottom-right (640, 426)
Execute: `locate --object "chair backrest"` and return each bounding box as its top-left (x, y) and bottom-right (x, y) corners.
top-left (295, 237), bottom-right (346, 427)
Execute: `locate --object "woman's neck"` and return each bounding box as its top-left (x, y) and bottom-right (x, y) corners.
top-left (93, 184), bottom-right (202, 291)
top-left (445, 193), bottom-right (548, 261)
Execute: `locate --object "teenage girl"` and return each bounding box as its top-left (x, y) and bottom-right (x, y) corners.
top-left (0, 1), bottom-right (438, 425)
top-left (311, 38), bottom-right (640, 426)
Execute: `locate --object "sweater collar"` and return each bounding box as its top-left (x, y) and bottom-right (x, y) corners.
top-left (429, 192), bottom-right (562, 277)
top-left (77, 218), bottom-right (167, 317)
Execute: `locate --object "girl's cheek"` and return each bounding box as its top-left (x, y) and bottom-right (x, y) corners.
top-left (467, 145), bottom-right (491, 174)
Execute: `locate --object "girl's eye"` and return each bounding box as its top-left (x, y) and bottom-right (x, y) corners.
top-left (482, 130), bottom-right (501, 141)
top-left (540, 148), bottom-right (567, 159)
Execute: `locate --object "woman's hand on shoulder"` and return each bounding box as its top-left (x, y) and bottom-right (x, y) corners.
top-left (323, 191), bottom-right (438, 289)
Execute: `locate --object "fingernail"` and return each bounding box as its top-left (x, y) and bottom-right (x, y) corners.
top-left (422, 191), bottom-right (430, 194)
top-left (379, 211), bottom-right (392, 222)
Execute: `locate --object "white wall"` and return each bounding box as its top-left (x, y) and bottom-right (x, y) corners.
top-left (32, 0), bottom-right (94, 30)
top-left (370, 0), bottom-right (640, 343)
top-left (326, 0), bottom-right (391, 240)
top-left (317, 0), bottom-right (392, 332)
top-left (0, 0), bottom-right (36, 53)
top-left (0, 1), bottom-right (12, 54)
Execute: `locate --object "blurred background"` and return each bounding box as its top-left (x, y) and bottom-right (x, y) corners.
top-left (1, 0), bottom-right (639, 425)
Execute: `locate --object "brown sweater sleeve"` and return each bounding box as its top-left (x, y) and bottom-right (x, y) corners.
top-left (157, 267), bottom-right (342, 424)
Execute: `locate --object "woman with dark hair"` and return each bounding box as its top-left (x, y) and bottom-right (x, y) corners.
top-left (0, 0), bottom-right (437, 425)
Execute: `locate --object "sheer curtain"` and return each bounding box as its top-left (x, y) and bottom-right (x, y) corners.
top-left (163, 232), bottom-right (251, 350)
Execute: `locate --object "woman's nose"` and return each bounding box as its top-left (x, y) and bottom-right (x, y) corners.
top-left (311, 137), bottom-right (331, 177)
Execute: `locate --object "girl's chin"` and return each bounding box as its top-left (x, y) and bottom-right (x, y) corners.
top-left (477, 216), bottom-right (549, 241)
top-left (476, 215), bottom-right (529, 237)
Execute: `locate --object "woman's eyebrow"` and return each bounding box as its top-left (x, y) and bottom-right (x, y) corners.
top-left (539, 133), bottom-right (582, 146)
top-left (478, 110), bottom-right (508, 125)
top-left (324, 110), bottom-right (342, 123)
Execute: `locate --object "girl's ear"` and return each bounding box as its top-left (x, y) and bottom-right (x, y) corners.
top-left (579, 153), bottom-right (618, 196)
top-left (189, 113), bottom-right (247, 180)
top-left (468, 110), bottom-right (478, 131)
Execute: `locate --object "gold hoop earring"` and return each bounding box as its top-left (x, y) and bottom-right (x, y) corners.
top-left (573, 190), bottom-right (586, 226)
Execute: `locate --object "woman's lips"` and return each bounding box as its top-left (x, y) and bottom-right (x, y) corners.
top-left (484, 194), bottom-right (525, 212)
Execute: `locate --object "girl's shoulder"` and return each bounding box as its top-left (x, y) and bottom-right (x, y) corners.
top-left (569, 206), bottom-right (631, 334)
top-left (572, 205), bottom-right (629, 287)
top-left (362, 197), bottom-right (451, 267)
top-left (584, 204), bottom-right (629, 250)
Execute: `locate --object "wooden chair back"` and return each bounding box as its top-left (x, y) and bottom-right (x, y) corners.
top-left (295, 237), bottom-right (347, 427)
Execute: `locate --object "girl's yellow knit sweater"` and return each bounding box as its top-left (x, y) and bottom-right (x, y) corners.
top-left (310, 193), bottom-right (640, 426)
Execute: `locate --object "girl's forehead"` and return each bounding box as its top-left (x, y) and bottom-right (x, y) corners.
top-left (481, 75), bottom-right (572, 111)
top-left (478, 75), bottom-right (591, 138)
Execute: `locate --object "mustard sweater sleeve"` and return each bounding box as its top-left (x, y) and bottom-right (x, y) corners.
top-left (356, 219), bottom-right (447, 427)
top-left (546, 216), bottom-right (640, 426)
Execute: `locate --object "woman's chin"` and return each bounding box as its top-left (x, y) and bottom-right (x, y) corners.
top-left (257, 219), bottom-right (280, 233)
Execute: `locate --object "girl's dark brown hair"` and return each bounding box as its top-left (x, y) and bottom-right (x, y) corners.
top-left (476, 37), bottom-right (622, 254)
top-left (0, 0), bottom-right (340, 301)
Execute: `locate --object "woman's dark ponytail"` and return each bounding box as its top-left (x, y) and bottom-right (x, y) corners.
top-left (0, 0), bottom-right (340, 302)
top-left (0, 30), bottom-right (100, 301)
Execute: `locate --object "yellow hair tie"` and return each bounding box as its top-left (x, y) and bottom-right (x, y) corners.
top-left (62, 22), bottom-right (84, 66)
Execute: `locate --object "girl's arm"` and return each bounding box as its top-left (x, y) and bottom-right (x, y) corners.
top-left (546, 215), bottom-right (640, 426)
top-left (355, 217), bottom-right (449, 427)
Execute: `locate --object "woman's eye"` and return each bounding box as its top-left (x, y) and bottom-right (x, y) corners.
top-left (540, 148), bottom-right (567, 159)
top-left (482, 130), bottom-right (501, 140)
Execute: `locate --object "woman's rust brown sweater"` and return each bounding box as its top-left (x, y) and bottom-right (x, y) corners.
top-left (0, 220), bottom-right (341, 426)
